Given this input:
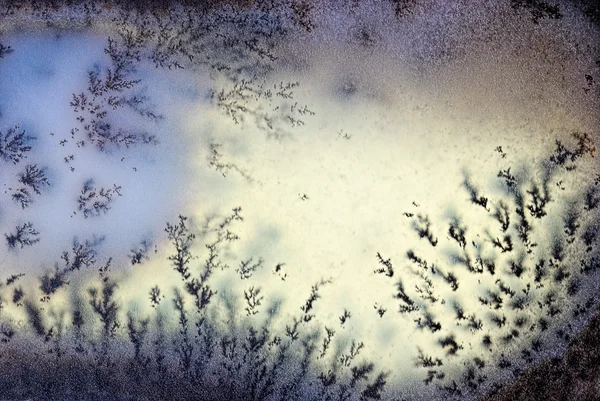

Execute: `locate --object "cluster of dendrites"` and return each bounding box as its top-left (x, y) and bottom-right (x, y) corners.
top-left (368, 133), bottom-right (600, 397)
top-left (0, 133), bottom-right (596, 401)
top-left (0, 0), bottom-right (315, 246)
top-left (0, 206), bottom-right (391, 401)
top-left (0, 1), bottom-right (598, 401)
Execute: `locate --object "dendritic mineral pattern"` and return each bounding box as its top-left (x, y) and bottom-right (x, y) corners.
top-left (0, 1), bottom-right (599, 400)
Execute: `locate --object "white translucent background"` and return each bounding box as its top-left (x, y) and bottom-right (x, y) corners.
top-left (0, 0), bottom-right (599, 399)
